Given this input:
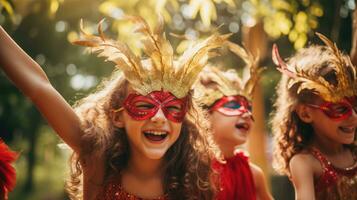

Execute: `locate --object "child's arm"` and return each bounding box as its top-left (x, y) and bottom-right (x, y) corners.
top-left (250, 164), bottom-right (274, 200)
top-left (0, 26), bottom-right (82, 153)
top-left (289, 154), bottom-right (315, 200)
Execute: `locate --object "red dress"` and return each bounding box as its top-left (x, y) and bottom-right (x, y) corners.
top-left (310, 148), bottom-right (357, 200)
top-left (97, 177), bottom-right (168, 200)
top-left (212, 150), bottom-right (256, 200)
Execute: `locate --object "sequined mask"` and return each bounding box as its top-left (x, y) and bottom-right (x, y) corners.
top-left (121, 91), bottom-right (188, 123)
top-left (306, 96), bottom-right (357, 121)
top-left (210, 95), bottom-right (252, 117)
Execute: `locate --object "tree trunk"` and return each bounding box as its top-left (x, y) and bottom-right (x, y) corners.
top-left (23, 107), bottom-right (41, 193)
top-left (331, 0), bottom-right (342, 41)
top-left (242, 22), bottom-right (270, 184)
top-left (350, 4), bottom-right (357, 65)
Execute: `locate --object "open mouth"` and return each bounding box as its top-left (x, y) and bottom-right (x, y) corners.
top-left (338, 126), bottom-right (356, 134)
top-left (235, 123), bottom-right (250, 132)
top-left (143, 130), bottom-right (169, 142)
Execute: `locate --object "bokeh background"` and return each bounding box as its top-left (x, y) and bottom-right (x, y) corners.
top-left (0, 0), bottom-right (355, 199)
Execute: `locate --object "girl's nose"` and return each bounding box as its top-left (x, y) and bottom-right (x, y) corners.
top-left (241, 111), bottom-right (254, 121)
top-left (150, 108), bottom-right (167, 125)
top-left (351, 107), bottom-right (357, 118)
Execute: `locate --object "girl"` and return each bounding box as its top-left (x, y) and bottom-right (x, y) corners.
top-left (0, 16), bottom-right (227, 199)
top-left (272, 33), bottom-right (357, 200)
top-left (197, 41), bottom-right (273, 200)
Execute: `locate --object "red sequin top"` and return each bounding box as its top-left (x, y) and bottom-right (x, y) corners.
top-left (310, 148), bottom-right (357, 200)
top-left (97, 177), bottom-right (168, 200)
top-left (212, 150), bottom-right (257, 200)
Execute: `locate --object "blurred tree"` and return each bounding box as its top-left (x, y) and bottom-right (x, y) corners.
top-left (0, 0), bottom-right (355, 199)
top-left (97, 0), bottom-right (323, 50)
top-left (351, 3), bottom-right (357, 64)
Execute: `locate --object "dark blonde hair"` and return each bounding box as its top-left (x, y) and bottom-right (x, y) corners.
top-left (197, 65), bottom-right (245, 108)
top-left (65, 70), bottom-right (218, 199)
top-left (272, 45), bottom-right (357, 177)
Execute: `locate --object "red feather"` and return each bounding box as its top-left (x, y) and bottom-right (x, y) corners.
top-left (0, 140), bottom-right (17, 193)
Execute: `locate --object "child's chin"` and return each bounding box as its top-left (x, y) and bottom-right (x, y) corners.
top-left (230, 135), bottom-right (247, 145)
top-left (235, 137), bottom-right (247, 145)
top-left (341, 138), bottom-right (356, 145)
top-left (142, 148), bottom-right (169, 160)
top-left (235, 130), bottom-right (249, 141)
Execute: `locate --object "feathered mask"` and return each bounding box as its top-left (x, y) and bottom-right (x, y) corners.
top-left (198, 41), bottom-right (263, 106)
top-left (73, 16), bottom-right (229, 98)
top-left (0, 140), bottom-right (17, 198)
top-left (272, 33), bottom-right (357, 102)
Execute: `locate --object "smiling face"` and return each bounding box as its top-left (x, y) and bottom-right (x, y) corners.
top-left (209, 95), bottom-right (253, 155)
top-left (113, 87), bottom-right (186, 160)
top-left (297, 95), bottom-right (357, 145)
top-left (311, 111), bottom-right (357, 146)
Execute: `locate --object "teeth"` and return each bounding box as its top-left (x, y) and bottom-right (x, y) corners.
top-left (144, 131), bottom-right (167, 135)
top-left (236, 123), bottom-right (249, 129)
top-left (339, 126), bottom-right (356, 133)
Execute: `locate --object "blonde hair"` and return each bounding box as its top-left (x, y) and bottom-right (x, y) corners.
top-left (65, 70), bottom-right (219, 199)
top-left (272, 45), bottom-right (357, 177)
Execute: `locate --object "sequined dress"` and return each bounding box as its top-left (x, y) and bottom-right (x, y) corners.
top-left (310, 148), bottom-right (357, 200)
top-left (97, 177), bottom-right (168, 200)
top-left (212, 150), bottom-right (256, 200)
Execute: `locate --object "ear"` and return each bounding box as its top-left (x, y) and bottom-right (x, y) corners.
top-left (110, 110), bottom-right (125, 128)
top-left (295, 104), bottom-right (313, 123)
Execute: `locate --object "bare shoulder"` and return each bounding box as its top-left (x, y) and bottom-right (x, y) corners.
top-left (289, 153), bottom-right (317, 199)
top-left (249, 163), bottom-right (264, 180)
top-left (290, 153), bottom-right (312, 172)
top-left (290, 152), bottom-right (321, 176)
top-left (249, 163), bottom-right (268, 187)
top-left (249, 163), bottom-right (274, 200)
top-left (290, 153), bottom-right (314, 166)
top-left (289, 153), bottom-right (317, 184)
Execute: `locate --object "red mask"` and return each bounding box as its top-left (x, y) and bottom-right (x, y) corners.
top-left (122, 91), bottom-right (188, 123)
top-left (306, 96), bottom-right (357, 121)
top-left (210, 95), bottom-right (252, 117)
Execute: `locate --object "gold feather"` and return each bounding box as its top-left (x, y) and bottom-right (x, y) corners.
top-left (73, 16), bottom-right (228, 98)
top-left (273, 33), bottom-right (357, 102)
top-left (226, 41), bottom-right (263, 98)
top-left (197, 41), bottom-right (263, 106)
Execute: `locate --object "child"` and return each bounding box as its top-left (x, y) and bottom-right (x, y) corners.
top-left (272, 33), bottom-right (357, 200)
top-left (197, 41), bottom-right (273, 200)
top-left (0, 16), bottom-right (227, 199)
top-left (0, 140), bottom-right (17, 200)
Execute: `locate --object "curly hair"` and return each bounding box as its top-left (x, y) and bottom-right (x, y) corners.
top-left (272, 45), bottom-right (357, 177)
top-left (65, 70), bottom-right (219, 200)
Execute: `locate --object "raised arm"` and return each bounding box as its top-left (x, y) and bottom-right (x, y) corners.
top-left (0, 26), bottom-right (82, 153)
top-left (289, 154), bottom-right (315, 200)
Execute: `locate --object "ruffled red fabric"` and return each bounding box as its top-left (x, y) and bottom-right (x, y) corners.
top-left (0, 140), bottom-right (17, 196)
top-left (213, 151), bottom-right (256, 200)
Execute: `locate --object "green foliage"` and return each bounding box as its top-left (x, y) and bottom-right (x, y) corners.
top-left (10, 126), bottom-right (70, 200)
top-left (96, 0), bottom-right (324, 49)
top-left (0, 0), bottom-right (354, 199)
top-left (0, 0), bottom-right (13, 15)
